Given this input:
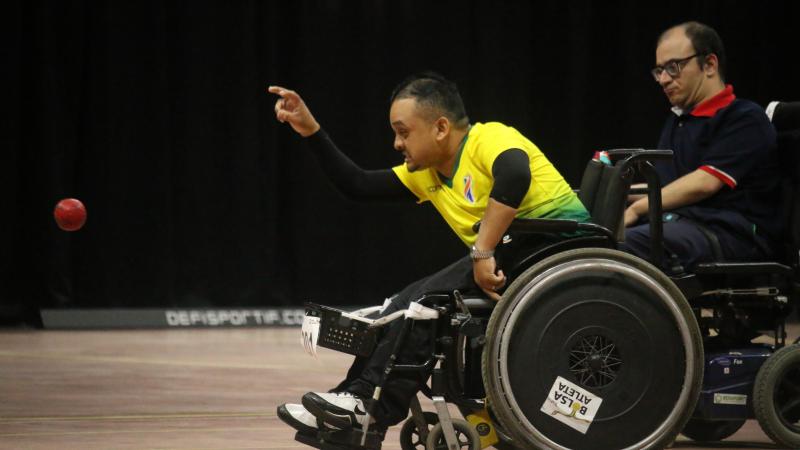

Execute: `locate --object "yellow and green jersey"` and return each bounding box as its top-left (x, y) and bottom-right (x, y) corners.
top-left (392, 122), bottom-right (589, 246)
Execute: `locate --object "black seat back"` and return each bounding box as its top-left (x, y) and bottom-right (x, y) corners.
top-left (577, 159), bottom-right (632, 241)
top-left (769, 101), bottom-right (800, 266)
top-left (577, 159), bottom-right (605, 212)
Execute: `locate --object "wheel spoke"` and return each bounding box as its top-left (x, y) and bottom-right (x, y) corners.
top-left (570, 360), bottom-right (588, 371)
top-left (780, 396), bottom-right (800, 417)
top-left (589, 336), bottom-right (601, 352)
top-left (780, 374), bottom-right (800, 396)
top-left (598, 369), bottom-right (617, 380)
top-left (573, 356), bottom-right (586, 367)
top-left (569, 334), bottom-right (622, 388)
top-left (599, 342), bottom-right (616, 355)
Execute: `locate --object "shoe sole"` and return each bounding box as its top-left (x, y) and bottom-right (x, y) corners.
top-left (276, 404), bottom-right (317, 435)
top-left (302, 392), bottom-right (358, 430)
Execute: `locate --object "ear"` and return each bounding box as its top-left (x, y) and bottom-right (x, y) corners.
top-left (703, 54), bottom-right (719, 77)
top-left (434, 116), bottom-right (451, 141)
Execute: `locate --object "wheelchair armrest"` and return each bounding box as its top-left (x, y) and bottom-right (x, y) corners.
top-left (473, 218), bottom-right (616, 242)
top-left (473, 217), bottom-right (579, 233)
top-left (462, 297), bottom-right (496, 312)
top-left (693, 261), bottom-right (795, 276)
top-left (629, 187), bottom-right (649, 195)
top-left (605, 148), bottom-right (674, 164)
top-left (507, 217), bottom-right (580, 233)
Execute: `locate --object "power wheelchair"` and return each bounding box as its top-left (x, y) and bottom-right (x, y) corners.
top-left (296, 101), bottom-right (800, 450)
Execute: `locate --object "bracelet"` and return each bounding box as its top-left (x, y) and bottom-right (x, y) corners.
top-left (470, 245), bottom-right (494, 260)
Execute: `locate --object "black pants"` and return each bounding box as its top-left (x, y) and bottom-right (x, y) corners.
top-left (330, 233), bottom-right (560, 427)
top-left (620, 216), bottom-right (773, 273)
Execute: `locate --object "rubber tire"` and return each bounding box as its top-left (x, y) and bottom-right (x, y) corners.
top-left (425, 418), bottom-right (481, 450)
top-left (753, 344), bottom-right (800, 449)
top-left (400, 411), bottom-right (439, 450)
top-left (482, 248), bottom-right (703, 450)
top-left (681, 418), bottom-right (745, 442)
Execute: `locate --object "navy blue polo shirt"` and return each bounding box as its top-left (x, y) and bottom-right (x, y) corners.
top-left (655, 85), bottom-right (781, 242)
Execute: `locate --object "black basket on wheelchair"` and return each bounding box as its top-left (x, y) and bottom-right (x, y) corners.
top-left (305, 303), bottom-right (378, 357)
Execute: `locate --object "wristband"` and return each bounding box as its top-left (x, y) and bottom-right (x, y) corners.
top-left (470, 245), bottom-right (494, 260)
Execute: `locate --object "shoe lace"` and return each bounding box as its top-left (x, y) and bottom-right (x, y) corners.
top-left (331, 392), bottom-right (356, 398)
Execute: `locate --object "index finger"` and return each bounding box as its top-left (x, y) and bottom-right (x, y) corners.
top-left (267, 86), bottom-right (302, 102)
top-left (482, 288), bottom-right (501, 302)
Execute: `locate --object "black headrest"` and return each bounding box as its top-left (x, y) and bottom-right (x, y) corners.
top-left (766, 101), bottom-right (799, 161)
top-left (767, 102), bottom-right (800, 177)
top-left (591, 165), bottom-right (630, 240)
top-left (767, 101), bottom-right (800, 255)
top-left (768, 101), bottom-right (800, 133)
top-left (577, 159), bottom-right (605, 212)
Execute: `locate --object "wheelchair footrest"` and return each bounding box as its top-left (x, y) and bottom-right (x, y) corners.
top-left (294, 428), bottom-right (384, 450)
top-left (294, 431), bottom-right (328, 449)
top-left (305, 303), bottom-right (379, 357)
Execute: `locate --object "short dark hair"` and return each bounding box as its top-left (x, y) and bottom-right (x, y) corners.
top-left (390, 72), bottom-right (470, 128)
top-left (659, 21), bottom-right (727, 82)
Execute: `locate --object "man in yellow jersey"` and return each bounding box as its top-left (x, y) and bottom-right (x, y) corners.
top-left (269, 73), bottom-right (589, 436)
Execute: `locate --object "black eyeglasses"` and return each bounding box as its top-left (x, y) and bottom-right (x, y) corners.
top-left (651, 54), bottom-right (701, 81)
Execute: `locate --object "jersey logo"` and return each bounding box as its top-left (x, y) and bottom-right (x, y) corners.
top-left (463, 174), bottom-right (475, 203)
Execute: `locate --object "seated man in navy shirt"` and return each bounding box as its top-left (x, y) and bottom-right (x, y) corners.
top-left (622, 21), bottom-right (781, 272)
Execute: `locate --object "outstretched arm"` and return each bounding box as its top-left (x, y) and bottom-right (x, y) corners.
top-left (269, 86), bottom-right (412, 201)
top-left (305, 130), bottom-right (413, 201)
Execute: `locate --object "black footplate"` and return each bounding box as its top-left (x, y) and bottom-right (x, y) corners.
top-left (294, 428), bottom-right (384, 449)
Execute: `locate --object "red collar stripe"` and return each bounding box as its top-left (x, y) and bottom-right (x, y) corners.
top-left (691, 84), bottom-right (736, 117)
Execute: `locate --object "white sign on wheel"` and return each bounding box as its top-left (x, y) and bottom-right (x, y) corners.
top-left (540, 376), bottom-right (603, 434)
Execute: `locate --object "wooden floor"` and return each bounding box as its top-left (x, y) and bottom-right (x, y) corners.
top-left (0, 327), bottom-right (789, 450)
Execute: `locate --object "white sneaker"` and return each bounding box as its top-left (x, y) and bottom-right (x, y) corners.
top-left (277, 403), bottom-right (318, 434)
top-left (302, 391), bottom-right (375, 429)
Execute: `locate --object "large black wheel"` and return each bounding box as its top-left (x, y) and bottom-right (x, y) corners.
top-left (400, 411), bottom-right (439, 450)
top-left (681, 418), bottom-right (745, 442)
top-left (425, 418), bottom-right (481, 450)
top-left (482, 248), bottom-right (703, 450)
top-left (753, 344), bottom-right (800, 448)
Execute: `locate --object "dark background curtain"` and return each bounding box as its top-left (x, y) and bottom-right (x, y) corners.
top-left (3, 0), bottom-right (799, 323)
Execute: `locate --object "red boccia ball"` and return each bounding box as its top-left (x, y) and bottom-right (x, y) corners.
top-left (54, 198), bottom-right (87, 231)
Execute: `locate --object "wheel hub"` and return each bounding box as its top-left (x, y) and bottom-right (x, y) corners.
top-left (569, 334), bottom-right (622, 388)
